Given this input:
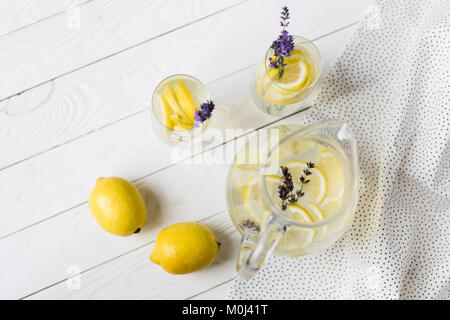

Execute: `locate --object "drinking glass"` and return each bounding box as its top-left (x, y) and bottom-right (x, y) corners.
top-left (151, 74), bottom-right (210, 146)
top-left (250, 35), bottom-right (322, 117)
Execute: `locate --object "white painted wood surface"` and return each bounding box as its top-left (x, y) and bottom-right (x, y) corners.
top-left (0, 0), bottom-right (90, 37)
top-left (0, 0), bottom-right (371, 299)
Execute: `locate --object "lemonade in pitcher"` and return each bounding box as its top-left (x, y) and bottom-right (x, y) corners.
top-left (226, 122), bottom-right (359, 277)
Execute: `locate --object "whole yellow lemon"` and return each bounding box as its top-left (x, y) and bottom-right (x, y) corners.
top-left (150, 222), bottom-right (220, 274)
top-left (89, 177), bottom-right (147, 236)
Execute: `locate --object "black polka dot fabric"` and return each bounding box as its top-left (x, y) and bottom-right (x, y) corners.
top-left (229, 0), bottom-right (450, 299)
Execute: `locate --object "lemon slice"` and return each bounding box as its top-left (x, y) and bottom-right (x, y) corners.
top-left (170, 113), bottom-right (179, 124)
top-left (265, 49), bottom-right (305, 75)
top-left (306, 202), bottom-right (327, 241)
top-left (274, 60), bottom-right (309, 91)
top-left (232, 144), bottom-right (261, 195)
top-left (315, 150), bottom-right (350, 235)
top-left (317, 150), bottom-right (345, 204)
top-left (172, 80), bottom-right (199, 122)
top-left (264, 57), bottom-right (309, 95)
top-left (318, 158), bottom-right (353, 235)
top-left (232, 165), bottom-right (258, 196)
top-left (244, 175), bottom-right (281, 224)
top-left (257, 48), bottom-right (316, 106)
top-left (160, 95), bottom-right (175, 129)
top-left (273, 50), bottom-right (309, 89)
top-left (258, 53), bottom-right (309, 100)
top-left (281, 160), bottom-right (327, 204)
top-left (162, 84), bottom-right (193, 125)
top-left (277, 203), bottom-right (315, 252)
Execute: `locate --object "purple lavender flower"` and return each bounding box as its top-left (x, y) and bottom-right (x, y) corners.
top-left (268, 6), bottom-right (295, 76)
top-left (280, 6), bottom-right (290, 27)
top-left (194, 100), bottom-right (215, 127)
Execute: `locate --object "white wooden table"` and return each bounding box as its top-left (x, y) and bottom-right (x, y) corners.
top-left (0, 0), bottom-right (371, 300)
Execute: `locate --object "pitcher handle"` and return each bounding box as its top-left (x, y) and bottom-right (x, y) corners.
top-left (236, 213), bottom-right (288, 279)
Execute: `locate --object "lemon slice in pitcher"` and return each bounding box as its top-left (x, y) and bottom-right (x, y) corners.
top-left (244, 175), bottom-right (281, 224)
top-left (317, 149), bottom-right (345, 204)
top-left (232, 146), bottom-right (260, 196)
top-left (306, 202), bottom-right (327, 241)
top-left (281, 160), bottom-right (327, 204)
top-left (277, 203), bottom-right (315, 253)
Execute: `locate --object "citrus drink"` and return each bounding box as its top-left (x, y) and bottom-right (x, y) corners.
top-left (250, 36), bottom-right (322, 116)
top-left (151, 74), bottom-right (209, 145)
top-left (226, 124), bottom-right (355, 257)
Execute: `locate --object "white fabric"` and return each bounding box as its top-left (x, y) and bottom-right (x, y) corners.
top-left (229, 0), bottom-right (450, 299)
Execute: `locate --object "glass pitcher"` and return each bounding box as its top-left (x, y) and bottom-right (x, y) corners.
top-left (226, 121), bottom-right (359, 279)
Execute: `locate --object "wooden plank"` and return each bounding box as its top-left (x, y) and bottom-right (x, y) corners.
top-left (187, 277), bottom-right (235, 300)
top-left (0, 0), bottom-right (245, 101)
top-left (26, 212), bottom-right (240, 299)
top-left (0, 0), bottom-right (89, 37)
top-left (0, 0), bottom-right (370, 171)
top-left (0, 24), bottom-right (357, 240)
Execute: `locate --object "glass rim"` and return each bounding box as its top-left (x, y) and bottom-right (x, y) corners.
top-left (151, 73), bottom-right (210, 132)
top-left (264, 35), bottom-right (323, 93)
top-left (260, 120), bottom-right (359, 229)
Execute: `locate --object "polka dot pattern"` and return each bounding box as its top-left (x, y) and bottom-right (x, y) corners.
top-left (229, 0), bottom-right (450, 299)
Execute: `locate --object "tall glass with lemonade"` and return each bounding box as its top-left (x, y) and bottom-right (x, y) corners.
top-left (226, 121), bottom-right (359, 279)
top-left (250, 35), bottom-right (322, 117)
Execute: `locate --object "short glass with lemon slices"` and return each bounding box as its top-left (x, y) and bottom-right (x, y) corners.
top-left (226, 121), bottom-right (359, 279)
top-left (250, 36), bottom-right (322, 117)
top-left (151, 74), bottom-right (210, 145)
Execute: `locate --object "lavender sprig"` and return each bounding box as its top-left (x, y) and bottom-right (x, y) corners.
top-left (278, 162), bottom-right (315, 211)
top-left (280, 5), bottom-right (290, 27)
top-left (296, 161), bottom-right (315, 199)
top-left (268, 6), bottom-right (295, 78)
top-left (238, 219), bottom-right (260, 233)
top-left (194, 100), bottom-right (215, 127)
